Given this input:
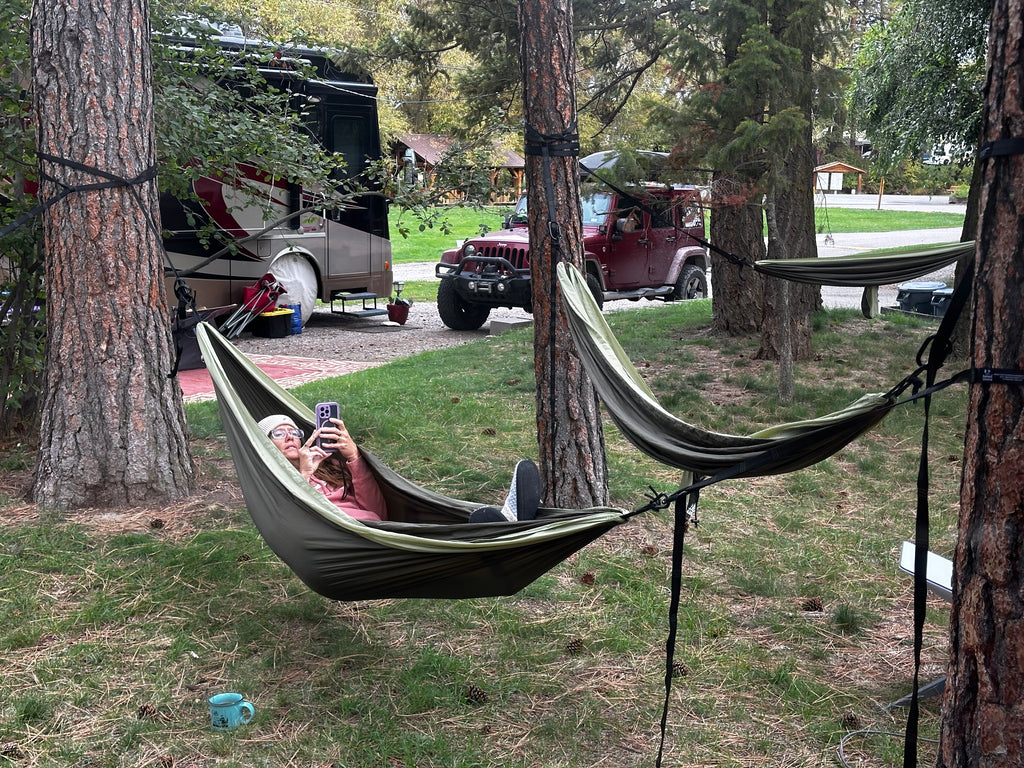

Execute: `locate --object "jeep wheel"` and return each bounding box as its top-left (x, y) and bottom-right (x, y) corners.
top-left (437, 279), bottom-right (491, 330)
top-left (672, 264), bottom-right (708, 300)
top-left (586, 272), bottom-right (605, 310)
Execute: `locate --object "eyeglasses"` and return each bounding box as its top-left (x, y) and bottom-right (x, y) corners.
top-left (269, 427), bottom-right (304, 440)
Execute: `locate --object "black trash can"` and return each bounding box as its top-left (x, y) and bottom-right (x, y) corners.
top-left (897, 281), bottom-right (946, 314)
top-left (931, 287), bottom-right (954, 317)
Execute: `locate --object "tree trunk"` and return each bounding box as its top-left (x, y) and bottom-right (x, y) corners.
top-left (31, 0), bottom-right (195, 508)
top-left (764, 185), bottom-right (795, 403)
top-left (519, 0), bottom-right (607, 508)
top-left (757, 122), bottom-right (817, 361)
top-left (938, 0), bottom-right (1024, 763)
top-left (709, 173), bottom-right (767, 336)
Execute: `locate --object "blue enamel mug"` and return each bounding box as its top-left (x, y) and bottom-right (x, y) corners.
top-left (208, 692), bottom-right (255, 730)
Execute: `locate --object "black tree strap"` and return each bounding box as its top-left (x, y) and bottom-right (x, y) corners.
top-left (0, 154), bottom-right (157, 239)
top-left (901, 252), bottom-right (974, 768)
top-left (1, 153), bottom-right (198, 375)
top-left (523, 124), bottom-right (580, 253)
top-left (656, 482), bottom-right (699, 768)
top-left (978, 137), bottom-right (1024, 159)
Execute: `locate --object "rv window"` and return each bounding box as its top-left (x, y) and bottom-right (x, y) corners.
top-left (330, 114), bottom-right (372, 177)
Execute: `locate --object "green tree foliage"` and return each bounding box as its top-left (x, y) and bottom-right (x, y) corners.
top-left (1, 0), bottom-right (47, 433)
top-left (379, 0), bottom-right (682, 150)
top-left (848, 0), bottom-right (989, 171)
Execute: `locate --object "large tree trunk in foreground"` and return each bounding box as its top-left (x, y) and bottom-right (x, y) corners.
top-left (31, 0), bottom-right (194, 508)
top-left (938, 0), bottom-right (1024, 763)
top-left (519, 0), bottom-right (607, 507)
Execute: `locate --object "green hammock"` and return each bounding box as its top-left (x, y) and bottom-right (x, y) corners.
top-left (194, 321), bottom-right (627, 601)
top-left (752, 240), bottom-right (974, 287)
top-left (556, 262), bottom-right (896, 477)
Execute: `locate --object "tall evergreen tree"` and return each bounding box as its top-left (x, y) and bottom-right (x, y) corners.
top-left (669, 0), bottom-right (845, 365)
top-left (30, 0), bottom-right (195, 507)
top-left (519, 0), bottom-right (608, 507)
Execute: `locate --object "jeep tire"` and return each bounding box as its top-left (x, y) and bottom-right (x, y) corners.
top-left (437, 279), bottom-right (492, 331)
top-left (586, 272), bottom-right (605, 309)
top-left (672, 263), bottom-right (708, 301)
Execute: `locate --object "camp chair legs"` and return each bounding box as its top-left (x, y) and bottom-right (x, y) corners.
top-left (220, 273), bottom-right (285, 339)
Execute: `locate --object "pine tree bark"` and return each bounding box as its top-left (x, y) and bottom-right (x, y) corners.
top-left (710, 175), bottom-right (766, 336)
top-left (31, 0), bottom-right (195, 508)
top-left (938, 0), bottom-right (1024, 763)
top-left (757, 114), bottom-right (817, 362)
top-left (519, 0), bottom-right (608, 507)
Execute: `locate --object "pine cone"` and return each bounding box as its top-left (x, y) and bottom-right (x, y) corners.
top-left (137, 703), bottom-right (159, 720)
top-left (1, 744), bottom-right (25, 760)
top-left (671, 661), bottom-right (689, 678)
top-left (464, 683), bottom-right (489, 705)
top-left (841, 712), bottom-right (861, 730)
top-left (565, 637), bottom-right (585, 656)
top-left (801, 596), bottom-right (824, 612)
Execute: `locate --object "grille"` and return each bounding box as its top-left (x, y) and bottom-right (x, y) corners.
top-left (475, 244), bottom-right (530, 270)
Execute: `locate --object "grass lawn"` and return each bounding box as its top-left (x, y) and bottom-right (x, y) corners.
top-left (387, 205), bottom-right (965, 264)
top-left (0, 303), bottom-right (964, 767)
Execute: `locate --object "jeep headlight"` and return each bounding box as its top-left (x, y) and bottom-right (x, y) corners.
top-left (463, 244), bottom-right (476, 258)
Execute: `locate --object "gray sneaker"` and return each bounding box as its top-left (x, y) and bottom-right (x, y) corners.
top-left (501, 460), bottom-right (541, 521)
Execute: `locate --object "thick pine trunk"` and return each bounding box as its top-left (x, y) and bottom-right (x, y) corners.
top-left (710, 175), bottom-right (766, 336)
top-left (519, 0), bottom-right (608, 508)
top-left (938, 0), bottom-right (1024, 763)
top-left (31, 0), bottom-right (194, 507)
top-left (757, 122), bottom-right (817, 362)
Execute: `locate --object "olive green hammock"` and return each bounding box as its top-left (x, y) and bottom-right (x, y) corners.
top-left (194, 321), bottom-right (628, 601)
top-left (752, 240), bottom-right (974, 286)
top-left (556, 261), bottom-right (899, 482)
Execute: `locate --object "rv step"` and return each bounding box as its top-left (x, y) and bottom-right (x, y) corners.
top-left (329, 291), bottom-right (389, 317)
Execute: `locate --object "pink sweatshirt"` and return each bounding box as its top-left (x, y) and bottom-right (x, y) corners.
top-left (308, 456), bottom-right (387, 522)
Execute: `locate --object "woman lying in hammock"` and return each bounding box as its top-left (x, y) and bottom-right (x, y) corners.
top-left (257, 414), bottom-right (541, 524)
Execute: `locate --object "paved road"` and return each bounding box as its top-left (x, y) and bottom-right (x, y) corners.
top-left (396, 194), bottom-right (967, 313)
top-left (815, 192), bottom-right (964, 213)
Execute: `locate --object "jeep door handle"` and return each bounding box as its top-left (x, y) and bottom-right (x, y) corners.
top-left (665, 236), bottom-right (677, 242)
top-left (637, 238), bottom-right (649, 245)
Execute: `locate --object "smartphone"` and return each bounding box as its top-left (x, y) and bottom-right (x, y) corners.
top-left (315, 402), bottom-right (340, 452)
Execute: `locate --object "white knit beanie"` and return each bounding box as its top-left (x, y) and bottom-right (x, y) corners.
top-left (257, 414), bottom-right (298, 435)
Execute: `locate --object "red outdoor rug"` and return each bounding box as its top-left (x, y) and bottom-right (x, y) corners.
top-left (177, 354), bottom-right (380, 403)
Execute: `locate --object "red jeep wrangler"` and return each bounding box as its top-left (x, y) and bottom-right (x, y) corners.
top-left (434, 183), bottom-right (709, 330)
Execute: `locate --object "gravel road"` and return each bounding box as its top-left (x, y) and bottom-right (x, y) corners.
top-left (233, 296), bottom-right (534, 363)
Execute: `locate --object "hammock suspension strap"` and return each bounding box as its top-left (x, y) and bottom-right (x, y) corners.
top-left (978, 137), bottom-right (1024, 159)
top-left (656, 485), bottom-right (699, 768)
top-left (2, 152), bottom-right (202, 375)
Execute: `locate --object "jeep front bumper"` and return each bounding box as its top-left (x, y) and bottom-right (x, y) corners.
top-left (435, 256), bottom-right (533, 308)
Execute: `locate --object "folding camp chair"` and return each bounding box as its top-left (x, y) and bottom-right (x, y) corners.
top-left (220, 274), bottom-right (285, 339)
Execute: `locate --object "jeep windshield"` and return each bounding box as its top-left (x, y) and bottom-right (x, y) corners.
top-left (509, 191), bottom-right (613, 227)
